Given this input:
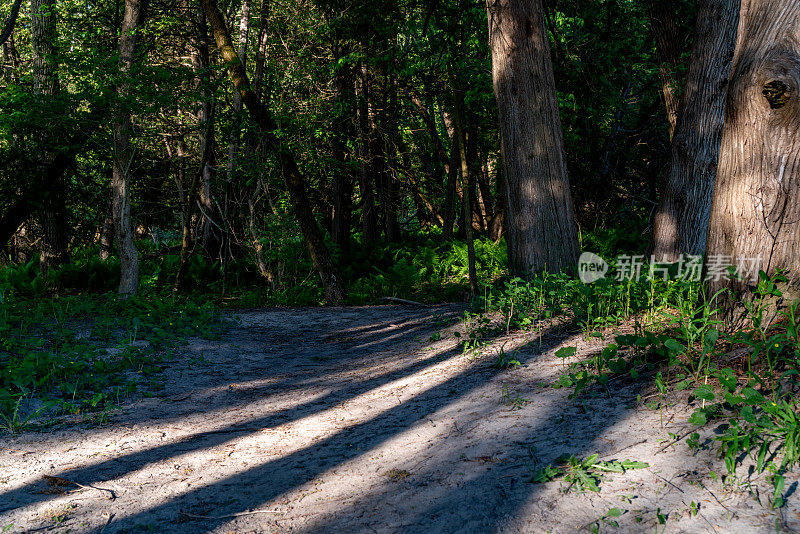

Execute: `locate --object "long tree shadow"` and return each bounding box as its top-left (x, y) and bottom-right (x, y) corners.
top-left (3, 307), bottom-right (640, 534)
top-left (298, 359), bottom-right (649, 532)
top-left (0, 306), bottom-right (466, 513)
top-left (81, 322), bottom-right (614, 533)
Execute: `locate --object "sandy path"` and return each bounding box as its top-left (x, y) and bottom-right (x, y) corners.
top-left (1, 306), bottom-right (798, 533)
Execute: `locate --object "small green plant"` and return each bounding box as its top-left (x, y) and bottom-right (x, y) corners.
top-left (500, 384), bottom-right (529, 410)
top-left (530, 453), bottom-right (649, 493)
top-left (590, 508), bottom-right (624, 533)
top-left (0, 397), bottom-right (54, 434)
top-left (493, 344), bottom-right (521, 370)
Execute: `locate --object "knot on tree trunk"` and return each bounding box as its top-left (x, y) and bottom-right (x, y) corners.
top-left (763, 79), bottom-right (792, 109)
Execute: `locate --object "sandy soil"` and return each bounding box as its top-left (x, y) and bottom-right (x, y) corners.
top-left (1, 305), bottom-right (799, 533)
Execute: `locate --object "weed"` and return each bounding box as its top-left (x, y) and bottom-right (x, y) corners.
top-left (530, 453), bottom-right (649, 493)
top-left (500, 384), bottom-right (529, 410)
top-left (493, 344), bottom-right (521, 370)
top-left (590, 507), bottom-right (624, 533)
top-left (0, 397), bottom-right (54, 434)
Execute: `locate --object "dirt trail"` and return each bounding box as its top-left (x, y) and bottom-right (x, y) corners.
top-left (1, 306), bottom-right (798, 533)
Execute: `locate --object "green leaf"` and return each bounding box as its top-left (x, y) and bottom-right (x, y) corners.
top-left (693, 384), bottom-right (715, 401)
top-left (742, 387), bottom-right (765, 404)
top-left (664, 339), bottom-right (686, 354)
top-left (555, 346), bottom-right (577, 359)
top-left (689, 410), bottom-right (707, 426)
top-left (618, 460), bottom-right (649, 470)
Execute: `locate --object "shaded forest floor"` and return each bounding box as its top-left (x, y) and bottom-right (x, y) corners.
top-left (1, 306), bottom-right (798, 533)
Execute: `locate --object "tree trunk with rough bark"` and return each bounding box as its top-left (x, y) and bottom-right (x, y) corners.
top-left (651, 0), bottom-right (739, 262)
top-left (486, 0), bottom-right (579, 275)
top-left (111, 0), bottom-right (145, 296)
top-left (706, 0), bottom-right (800, 326)
top-left (31, 0), bottom-right (68, 270)
top-left (647, 0), bottom-right (684, 136)
top-left (201, 0), bottom-right (346, 305)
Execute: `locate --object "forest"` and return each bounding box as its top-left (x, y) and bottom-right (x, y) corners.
top-left (2, 0), bottom-right (800, 531)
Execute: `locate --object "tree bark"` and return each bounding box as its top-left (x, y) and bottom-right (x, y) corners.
top-left (706, 0), bottom-right (800, 326)
top-left (486, 0), bottom-right (579, 275)
top-left (647, 0), bottom-right (684, 136)
top-left (31, 0), bottom-right (68, 270)
top-left (201, 0), bottom-right (346, 305)
top-left (111, 0), bottom-right (146, 296)
top-left (651, 0), bottom-right (740, 261)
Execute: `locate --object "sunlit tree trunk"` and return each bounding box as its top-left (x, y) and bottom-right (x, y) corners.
top-left (706, 0), bottom-right (800, 326)
top-left (111, 0), bottom-right (146, 296)
top-left (486, 0), bottom-right (579, 274)
top-left (201, 0), bottom-right (346, 305)
top-left (31, 0), bottom-right (68, 270)
top-left (651, 0), bottom-right (739, 261)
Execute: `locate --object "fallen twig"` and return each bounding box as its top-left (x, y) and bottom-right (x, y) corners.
top-left (43, 475), bottom-right (116, 500)
top-left (180, 509), bottom-right (285, 520)
top-left (654, 427), bottom-right (697, 454)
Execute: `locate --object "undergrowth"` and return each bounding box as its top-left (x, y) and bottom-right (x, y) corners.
top-left (0, 291), bottom-right (225, 430)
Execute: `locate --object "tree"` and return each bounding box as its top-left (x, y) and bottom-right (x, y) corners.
top-left (0, 0), bottom-right (23, 48)
top-left (486, 0), bottom-right (579, 275)
top-left (706, 0), bottom-right (800, 324)
top-left (31, 0), bottom-right (68, 270)
top-left (650, 0), bottom-right (740, 261)
top-left (647, 0), bottom-right (684, 136)
top-left (111, 0), bottom-right (146, 296)
top-left (201, 0), bottom-right (346, 305)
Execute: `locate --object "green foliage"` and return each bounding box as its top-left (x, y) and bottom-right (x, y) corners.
top-left (0, 289), bottom-right (226, 425)
top-left (530, 453), bottom-right (649, 493)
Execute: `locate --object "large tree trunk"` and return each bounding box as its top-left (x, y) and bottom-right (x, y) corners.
top-left (111, 0), bottom-right (146, 296)
top-left (201, 0), bottom-right (346, 305)
top-left (31, 0), bottom-right (68, 270)
top-left (647, 0), bottom-right (684, 136)
top-left (486, 0), bottom-right (579, 275)
top-left (650, 0), bottom-right (740, 261)
top-left (706, 0), bottom-right (800, 326)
